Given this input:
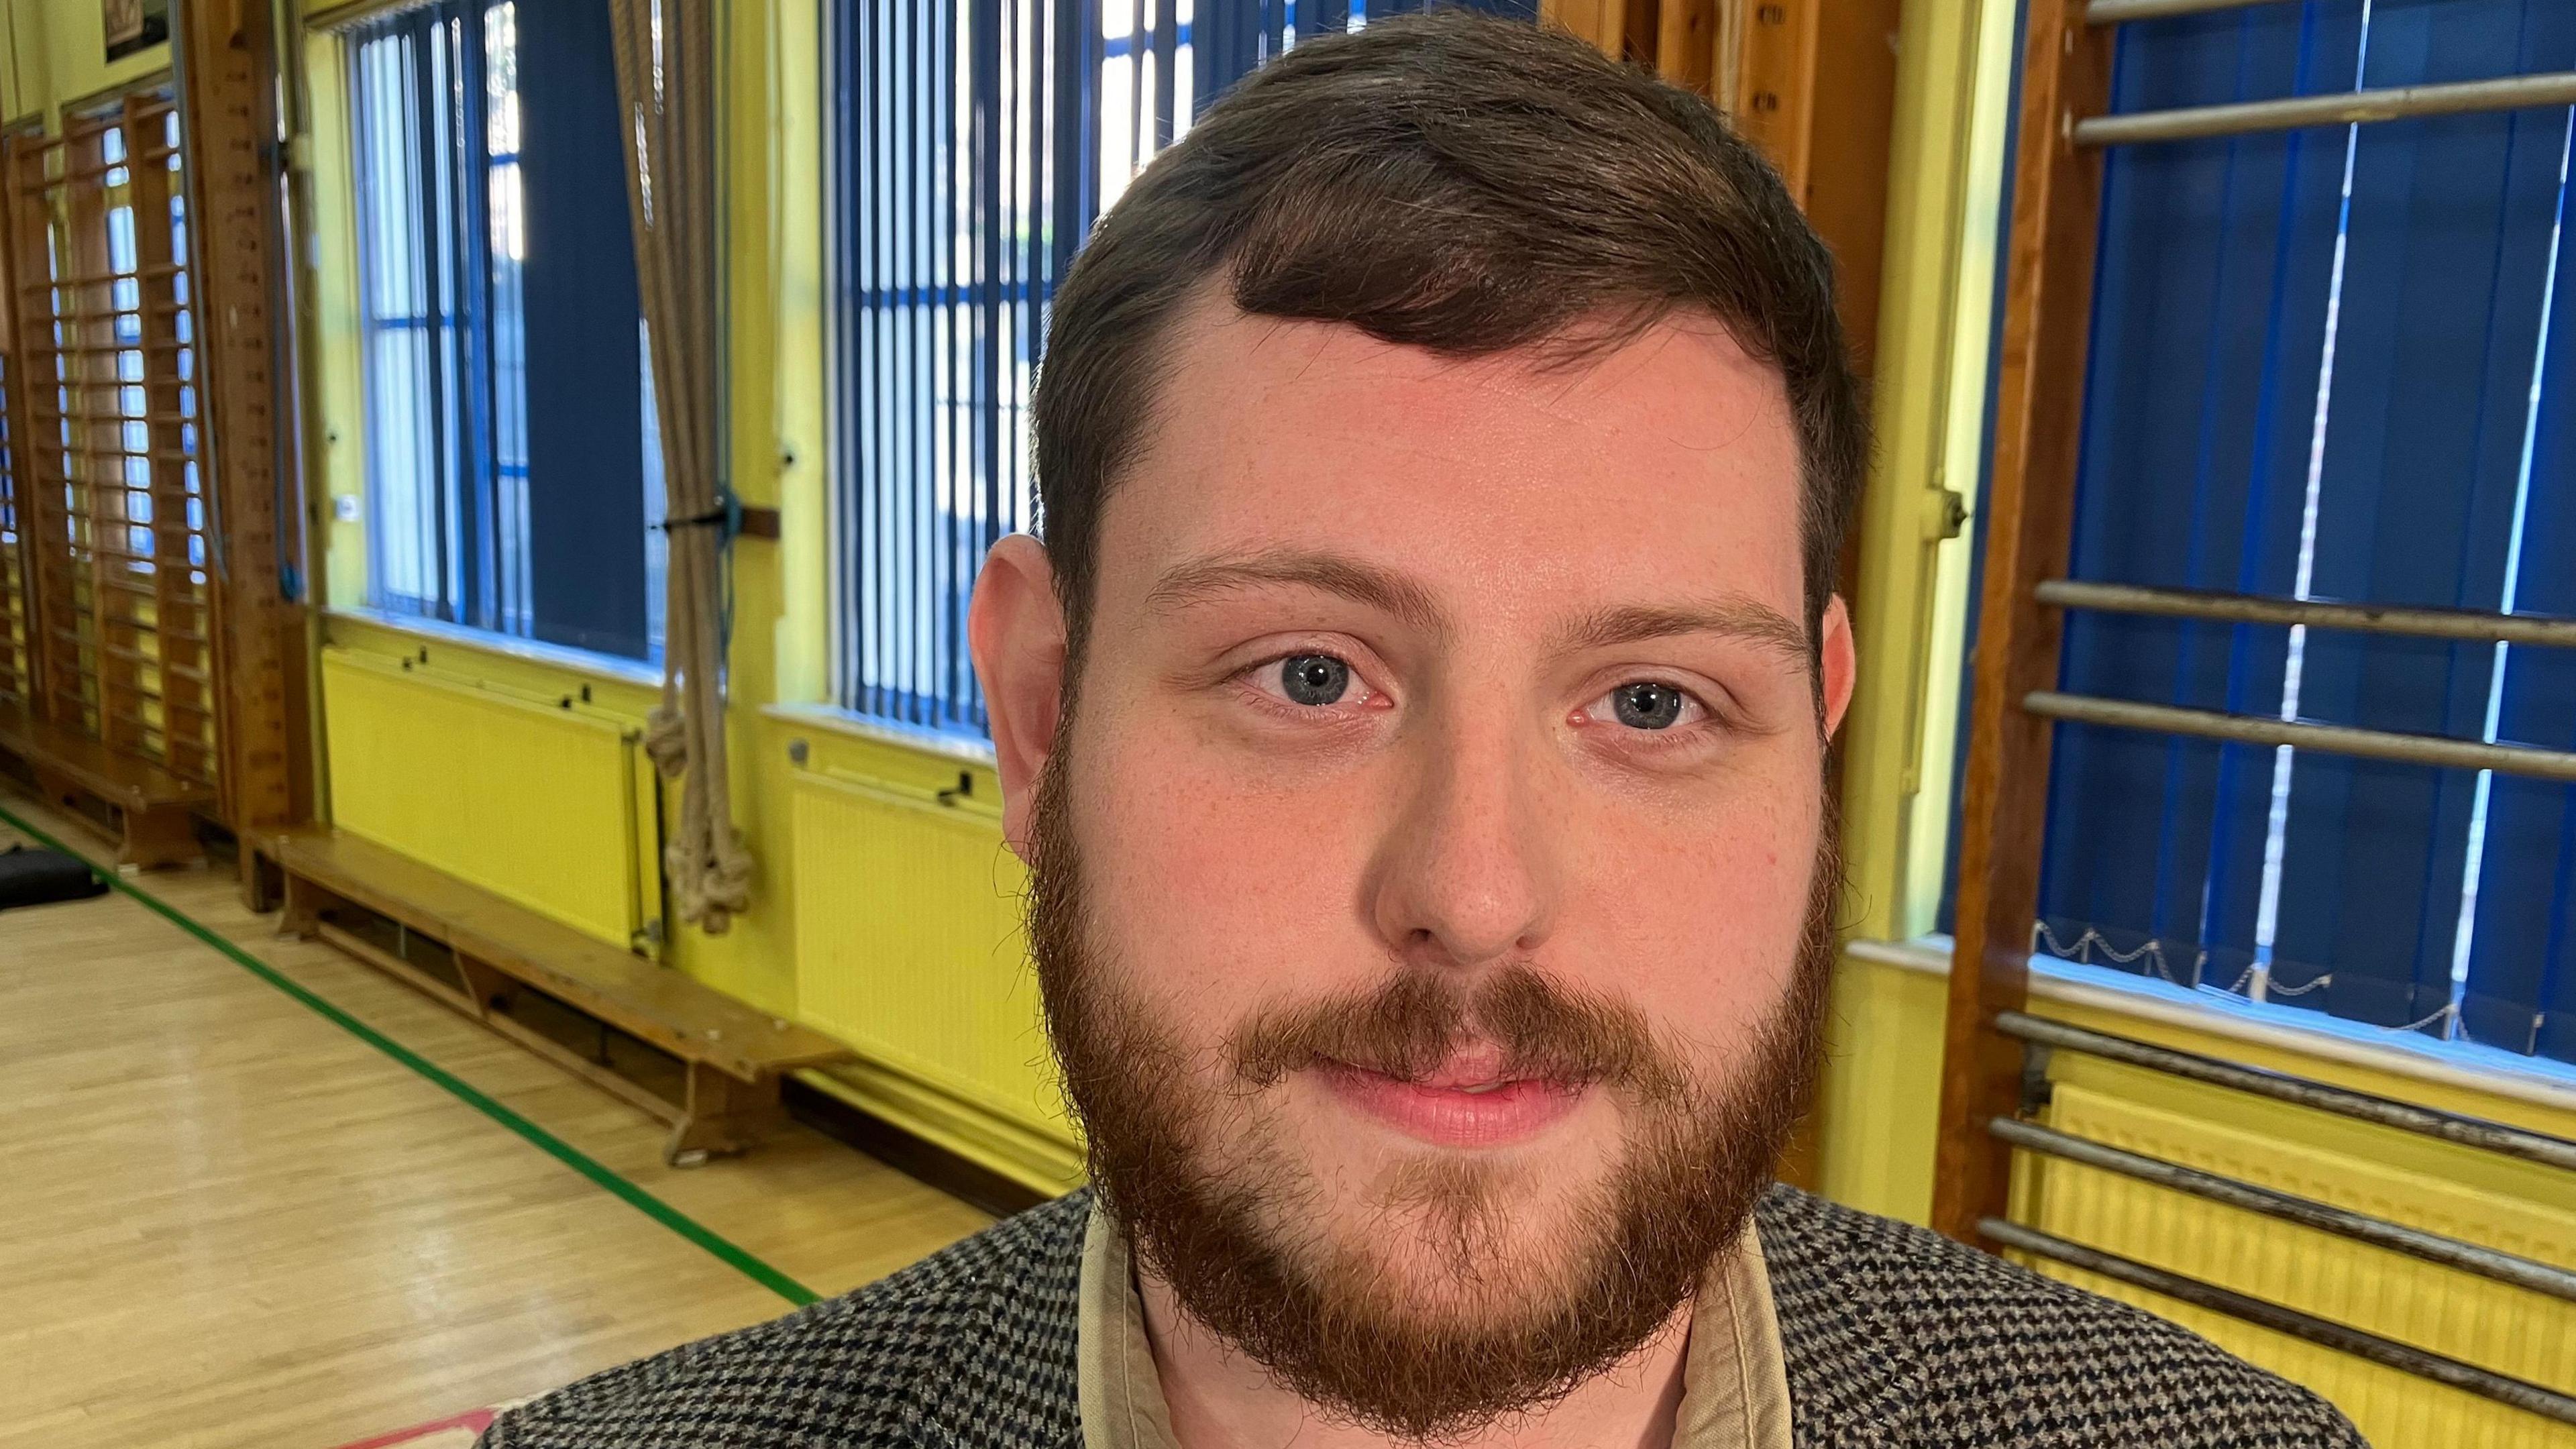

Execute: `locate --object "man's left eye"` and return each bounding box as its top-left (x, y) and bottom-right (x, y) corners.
top-left (1593, 680), bottom-right (1699, 731)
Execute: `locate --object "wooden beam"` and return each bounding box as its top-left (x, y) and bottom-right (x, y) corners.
top-left (1797, 0), bottom-right (1902, 377)
top-left (1733, 0), bottom-right (1820, 203)
top-left (1654, 0), bottom-right (1722, 97)
top-left (1929, 0), bottom-right (2117, 1244)
top-left (173, 0), bottom-right (315, 891)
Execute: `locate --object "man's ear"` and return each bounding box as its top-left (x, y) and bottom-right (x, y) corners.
top-left (1819, 594), bottom-right (1857, 743)
top-left (967, 533), bottom-right (1067, 864)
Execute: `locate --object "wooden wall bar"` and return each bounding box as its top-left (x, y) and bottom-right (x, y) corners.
top-left (176, 0), bottom-right (315, 870)
top-left (1929, 0), bottom-right (2117, 1244)
top-left (1, 97), bottom-right (220, 786)
top-left (0, 127), bottom-right (31, 720)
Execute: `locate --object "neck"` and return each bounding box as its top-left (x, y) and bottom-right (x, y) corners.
top-left (1134, 1269), bottom-right (1697, 1449)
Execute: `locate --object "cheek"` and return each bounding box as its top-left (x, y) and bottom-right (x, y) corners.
top-left (1565, 784), bottom-right (1819, 1061)
top-left (1071, 716), bottom-right (1375, 1037)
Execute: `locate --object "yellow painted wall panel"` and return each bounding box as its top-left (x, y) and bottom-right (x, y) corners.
top-left (1815, 949), bottom-right (1949, 1224)
top-left (321, 647), bottom-right (643, 948)
top-left (2021, 1082), bottom-right (2576, 1449)
top-left (789, 763), bottom-right (1079, 1191)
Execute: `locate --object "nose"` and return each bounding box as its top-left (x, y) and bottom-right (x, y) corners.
top-left (1363, 696), bottom-right (1560, 973)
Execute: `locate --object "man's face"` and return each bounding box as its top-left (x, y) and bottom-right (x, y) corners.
top-left (973, 299), bottom-right (1854, 1438)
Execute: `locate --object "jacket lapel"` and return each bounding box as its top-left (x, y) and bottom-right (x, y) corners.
top-left (1756, 1185), bottom-right (1926, 1449)
top-left (915, 1189), bottom-right (1091, 1449)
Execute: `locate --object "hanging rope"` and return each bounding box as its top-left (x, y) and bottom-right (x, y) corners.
top-left (608, 0), bottom-right (752, 933)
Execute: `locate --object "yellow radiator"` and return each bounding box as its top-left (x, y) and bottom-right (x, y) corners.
top-left (2012, 1061), bottom-right (2576, 1449)
top-left (789, 761), bottom-right (1081, 1191)
top-left (319, 646), bottom-right (657, 951)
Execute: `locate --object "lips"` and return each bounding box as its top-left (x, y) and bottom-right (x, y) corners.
top-left (1311, 1053), bottom-right (1588, 1149)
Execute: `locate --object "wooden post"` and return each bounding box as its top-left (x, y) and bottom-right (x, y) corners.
top-left (172, 0), bottom-right (315, 900)
top-left (1929, 0), bottom-right (2116, 1245)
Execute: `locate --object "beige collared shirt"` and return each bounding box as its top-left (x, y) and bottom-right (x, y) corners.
top-left (1076, 1201), bottom-right (1792, 1449)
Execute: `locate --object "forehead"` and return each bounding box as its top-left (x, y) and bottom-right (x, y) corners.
top-left (1095, 299), bottom-right (1806, 628)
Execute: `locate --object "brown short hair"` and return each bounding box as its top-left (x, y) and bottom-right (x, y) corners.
top-left (1032, 8), bottom-right (1867, 677)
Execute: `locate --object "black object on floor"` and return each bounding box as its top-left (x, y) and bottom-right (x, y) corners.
top-left (0, 843), bottom-right (109, 912)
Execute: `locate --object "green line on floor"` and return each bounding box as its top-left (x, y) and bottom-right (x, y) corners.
top-left (0, 800), bottom-right (821, 1309)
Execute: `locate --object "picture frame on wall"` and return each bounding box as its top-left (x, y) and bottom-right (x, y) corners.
top-left (104, 0), bottom-right (170, 62)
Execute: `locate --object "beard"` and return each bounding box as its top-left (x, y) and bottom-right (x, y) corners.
top-left (1023, 724), bottom-right (1841, 1444)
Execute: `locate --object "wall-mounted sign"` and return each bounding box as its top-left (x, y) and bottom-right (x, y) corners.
top-left (104, 0), bottom-right (170, 62)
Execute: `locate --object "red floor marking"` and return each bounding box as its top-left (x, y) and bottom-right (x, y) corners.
top-left (330, 1405), bottom-right (507, 1449)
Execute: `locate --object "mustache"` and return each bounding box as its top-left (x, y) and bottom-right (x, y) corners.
top-left (1228, 963), bottom-right (1693, 1104)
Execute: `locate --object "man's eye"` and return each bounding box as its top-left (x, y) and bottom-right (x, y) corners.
top-left (1273, 653), bottom-right (1355, 707)
top-left (1592, 680), bottom-right (1701, 732)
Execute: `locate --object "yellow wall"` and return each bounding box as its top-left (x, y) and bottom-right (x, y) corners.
top-left (0, 0), bottom-right (170, 125)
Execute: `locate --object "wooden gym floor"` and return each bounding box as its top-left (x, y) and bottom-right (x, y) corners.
top-left (0, 792), bottom-right (996, 1449)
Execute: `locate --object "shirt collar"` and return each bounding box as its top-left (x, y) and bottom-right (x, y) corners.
top-left (1075, 1200), bottom-right (1792, 1449)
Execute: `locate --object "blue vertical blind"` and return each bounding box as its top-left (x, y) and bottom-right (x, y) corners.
top-left (828, 0), bottom-right (1531, 735)
top-left (2041, 0), bottom-right (2576, 1065)
top-left (347, 0), bottom-right (666, 663)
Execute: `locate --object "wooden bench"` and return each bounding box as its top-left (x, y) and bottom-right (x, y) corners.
top-left (0, 704), bottom-right (211, 868)
top-left (269, 826), bottom-right (852, 1165)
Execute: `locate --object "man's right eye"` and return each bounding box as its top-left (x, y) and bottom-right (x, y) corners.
top-left (1275, 653), bottom-right (1353, 707)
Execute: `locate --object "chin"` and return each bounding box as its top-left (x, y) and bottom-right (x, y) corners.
top-left (1260, 1097), bottom-right (1625, 1318)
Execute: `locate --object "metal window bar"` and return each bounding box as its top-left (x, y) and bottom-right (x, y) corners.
top-left (1980, 1015), bottom-right (2576, 1423)
top-left (2086, 0), bottom-right (2294, 23)
top-left (1995, 1012), bottom-right (2576, 1171)
top-left (2037, 579), bottom-right (2576, 650)
top-left (828, 0), bottom-right (1074, 737)
top-left (347, 0), bottom-right (525, 641)
top-left (1980, 1220), bottom-right (2576, 1424)
top-left (2078, 70), bottom-right (2576, 150)
top-left (2023, 690), bottom-right (2576, 784)
top-left (1986, 1118), bottom-right (2576, 1302)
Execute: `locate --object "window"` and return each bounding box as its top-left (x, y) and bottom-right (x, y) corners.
top-left (347, 0), bottom-right (665, 663)
top-left (826, 0), bottom-right (1534, 735)
top-left (2002, 3), bottom-right (2576, 1067)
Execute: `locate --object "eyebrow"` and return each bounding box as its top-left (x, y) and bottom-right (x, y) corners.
top-left (1144, 546), bottom-right (1811, 664)
top-left (1145, 547), bottom-right (1453, 637)
top-left (1550, 598), bottom-right (1811, 664)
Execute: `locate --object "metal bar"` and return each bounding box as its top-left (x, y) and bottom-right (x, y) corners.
top-left (1989, 1118), bottom-right (2576, 1302)
top-left (1996, 1012), bottom-right (2576, 1172)
top-left (2086, 0), bottom-right (2280, 23)
top-left (2078, 72), bottom-right (2576, 148)
top-left (2025, 690), bottom-right (2576, 784)
top-left (1979, 1219), bottom-right (2576, 1424)
top-left (2038, 579), bottom-right (2576, 649)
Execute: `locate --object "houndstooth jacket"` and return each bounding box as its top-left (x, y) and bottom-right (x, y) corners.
top-left (478, 1184), bottom-right (2368, 1448)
